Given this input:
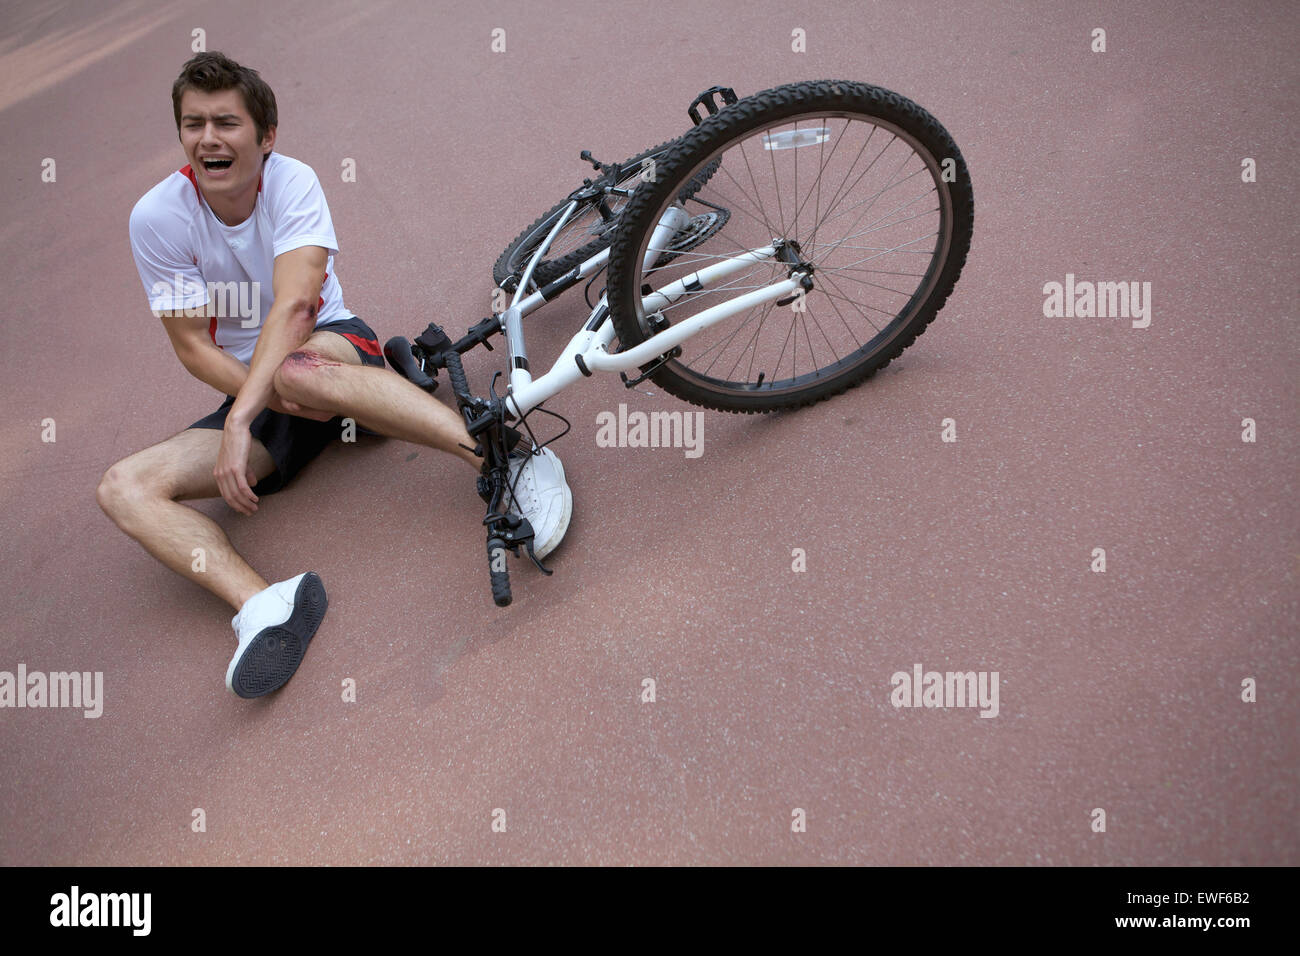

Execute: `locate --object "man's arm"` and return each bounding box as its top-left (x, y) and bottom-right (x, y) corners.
top-left (210, 245), bottom-right (329, 514)
top-left (227, 244), bottom-right (329, 429)
top-left (157, 306), bottom-right (330, 418)
top-left (158, 307), bottom-right (254, 397)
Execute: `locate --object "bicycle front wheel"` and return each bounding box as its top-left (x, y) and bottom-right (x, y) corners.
top-left (606, 79), bottom-right (974, 413)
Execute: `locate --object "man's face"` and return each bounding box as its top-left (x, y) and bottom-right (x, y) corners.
top-left (178, 88), bottom-right (274, 201)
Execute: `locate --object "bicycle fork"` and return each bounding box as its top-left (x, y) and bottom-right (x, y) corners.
top-left (396, 321), bottom-right (549, 608)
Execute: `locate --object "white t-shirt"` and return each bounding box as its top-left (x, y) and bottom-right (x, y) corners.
top-left (129, 152), bottom-right (354, 363)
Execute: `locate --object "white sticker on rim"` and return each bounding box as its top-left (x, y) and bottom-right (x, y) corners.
top-left (762, 128), bottom-right (831, 150)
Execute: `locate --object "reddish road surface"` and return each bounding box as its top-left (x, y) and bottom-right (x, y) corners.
top-left (1, 0), bottom-right (1295, 865)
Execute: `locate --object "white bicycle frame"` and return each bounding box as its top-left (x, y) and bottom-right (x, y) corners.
top-left (497, 199), bottom-right (805, 421)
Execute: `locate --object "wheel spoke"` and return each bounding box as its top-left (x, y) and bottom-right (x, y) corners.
top-left (804, 303), bottom-right (842, 367)
top-left (804, 119), bottom-right (881, 254)
top-left (811, 161), bottom-right (930, 258)
top-left (807, 126), bottom-right (896, 255)
top-left (817, 271), bottom-right (877, 342)
top-left (816, 271), bottom-right (917, 299)
top-left (696, 300), bottom-right (771, 375)
top-left (815, 189), bottom-right (939, 249)
top-left (716, 150), bottom-right (780, 241)
top-left (822, 230), bottom-right (939, 267)
top-left (817, 270), bottom-right (903, 322)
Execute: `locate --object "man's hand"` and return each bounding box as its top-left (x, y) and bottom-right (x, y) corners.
top-left (216, 395), bottom-right (334, 513)
top-left (216, 423), bottom-right (260, 514)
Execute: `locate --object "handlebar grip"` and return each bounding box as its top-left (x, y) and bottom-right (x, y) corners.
top-left (487, 537), bottom-right (512, 607)
top-left (442, 349), bottom-right (472, 405)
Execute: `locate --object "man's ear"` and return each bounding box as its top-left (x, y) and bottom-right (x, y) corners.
top-left (261, 125), bottom-right (277, 157)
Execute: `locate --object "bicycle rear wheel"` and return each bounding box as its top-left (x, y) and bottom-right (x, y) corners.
top-left (606, 79), bottom-right (974, 413)
top-left (493, 141), bottom-right (717, 289)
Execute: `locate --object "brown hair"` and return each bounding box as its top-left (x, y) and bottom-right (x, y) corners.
top-left (172, 52), bottom-right (277, 159)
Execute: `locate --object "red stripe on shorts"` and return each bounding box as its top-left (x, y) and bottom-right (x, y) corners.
top-left (339, 332), bottom-right (381, 356)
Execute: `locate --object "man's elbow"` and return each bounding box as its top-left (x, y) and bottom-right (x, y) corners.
top-left (273, 295), bottom-right (320, 334)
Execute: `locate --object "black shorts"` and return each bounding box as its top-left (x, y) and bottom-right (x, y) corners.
top-left (187, 315), bottom-right (386, 496)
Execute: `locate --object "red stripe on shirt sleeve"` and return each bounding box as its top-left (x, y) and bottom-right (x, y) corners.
top-left (179, 164), bottom-right (201, 202)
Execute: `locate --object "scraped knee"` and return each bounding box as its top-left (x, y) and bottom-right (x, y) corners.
top-left (274, 349), bottom-right (342, 397)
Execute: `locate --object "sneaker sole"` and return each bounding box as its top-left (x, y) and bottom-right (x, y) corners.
top-left (230, 572), bottom-right (328, 698)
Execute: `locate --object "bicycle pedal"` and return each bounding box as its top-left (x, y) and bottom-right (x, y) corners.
top-left (687, 85), bottom-right (738, 126)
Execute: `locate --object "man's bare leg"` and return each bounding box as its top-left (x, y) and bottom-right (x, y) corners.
top-left (275, 330), bottom-right (573, 560)
top-left (96, 428), bottom-right (278, 612)
top-left (271, 331), bottom-right (484, 469)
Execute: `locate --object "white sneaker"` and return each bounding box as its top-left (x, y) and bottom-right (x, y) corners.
top-left (226, 572), bottom-right (328, 698)
top-left (501, 445), bottom-right (573, 560)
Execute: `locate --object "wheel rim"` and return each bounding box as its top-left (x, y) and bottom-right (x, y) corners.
top-left (627, 110), bottom-right (956, 399)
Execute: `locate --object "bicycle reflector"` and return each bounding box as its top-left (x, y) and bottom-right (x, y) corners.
top-left (762, 128), bottom-right (832, 150)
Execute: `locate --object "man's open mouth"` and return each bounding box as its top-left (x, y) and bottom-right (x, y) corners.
top-left (202, 158), bottom-right (234, 171)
